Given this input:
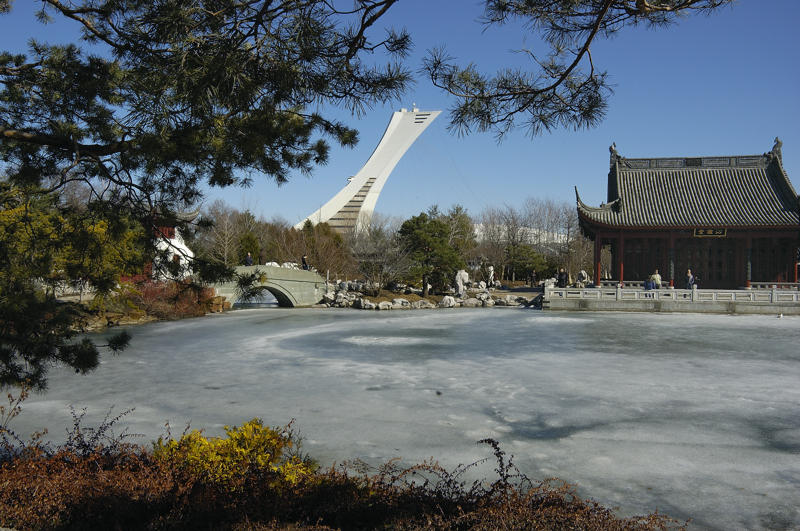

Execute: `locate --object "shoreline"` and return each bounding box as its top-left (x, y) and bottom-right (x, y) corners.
top-left (311, 283), bottom-right (542, 311)
top-left (78, 283), bottom-right (800, 334)
top-left (77, 287), bottom-right (540, 333)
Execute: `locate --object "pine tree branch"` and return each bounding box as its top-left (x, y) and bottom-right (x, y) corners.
top-left (0, 126), bottom-right (131, 156)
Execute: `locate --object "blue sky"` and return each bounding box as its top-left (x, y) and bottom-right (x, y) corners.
top-left (3, 1), bottom-right (799, 224)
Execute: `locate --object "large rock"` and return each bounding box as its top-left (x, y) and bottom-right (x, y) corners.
top-left (392, 298), bottom-right (411, 309)
top-left (503, 295), bottom-right (521, 306)
top-left (353, 297), bottom-right (377, 310)
top-left (337, 280), bottom-right (365, 292)
top-left (209, 295), bottom-right (227, 313)
top-left (322, 291), bottom-right (336, 304)
top-left (377, 301), bottom-right (393, 311)
top-left (438, 296), bottom-right (457, 308)
top-left (462, 297), bottom-right (481, 308)
top-left (334, 292), bottom-right (350, 307)
top-left (412, 299), bottom-right (436, 309)
top-left (350, 280), bottom-right (366, 292)
top-left (483, 298), bottom-right (496, 307)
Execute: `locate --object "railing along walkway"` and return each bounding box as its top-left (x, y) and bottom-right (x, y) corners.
top-left (599, 280), bottom-right (799, 291)
top-left (749, 282), bottom-right (800, 290)
top-left (546, 286), bottom-right (800, 303)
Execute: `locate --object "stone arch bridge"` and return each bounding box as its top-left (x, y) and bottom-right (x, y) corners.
top-left (212, 265), bottom-right (325, 307)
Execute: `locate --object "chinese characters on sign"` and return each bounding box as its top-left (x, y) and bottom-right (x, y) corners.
top-left (693, 228), bottom-right (727, 237)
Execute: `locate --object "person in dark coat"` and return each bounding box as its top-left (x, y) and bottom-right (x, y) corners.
top-left (686, 268), bottom-right (695, 289)
top-left (244, 252), bottom-right (253, 266)
top-left (301, 255), bottom-right (309, 270)
top-left (557, 268), bottom-right (568, 288)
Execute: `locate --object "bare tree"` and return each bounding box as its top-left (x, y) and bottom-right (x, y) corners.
top-left (559, 204), bottom-right (593, 281)
top-left (195, 200), bottom-right (241, 267)
top-left (233, 209), bottom-right (260, 237)
top-left (475, 207), bottom-right (508, 281)
top-left (473, 197), bottom-right (595, 282)
top-left (523, 197), bottom-right (563, 252)
top-left (348, 214), bottom-right (412, 295)
top-left (499, 205), bottom-right (529, 280)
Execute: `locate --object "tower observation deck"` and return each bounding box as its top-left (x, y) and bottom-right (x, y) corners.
top-left (294, 108), bottom-right (441, 233)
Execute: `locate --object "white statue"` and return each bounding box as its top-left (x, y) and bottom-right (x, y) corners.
top-left (487, 266), bottom-right (495, 288)
top-left (455, 269), bottom-right (469, 297)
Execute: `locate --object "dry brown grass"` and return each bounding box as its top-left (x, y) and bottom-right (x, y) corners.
top-left (0, 431), bottom-right (684, 530)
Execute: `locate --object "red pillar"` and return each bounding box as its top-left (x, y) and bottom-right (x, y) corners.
top-left (745, 233), bottom-right (752, 288)
top-left (618, 232), bottom-right (625, 286)
top-left (668, 232), bottom-right (675, 287)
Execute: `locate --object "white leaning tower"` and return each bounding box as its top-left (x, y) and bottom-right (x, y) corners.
top-left (294, 107), bottom-right (441, 233)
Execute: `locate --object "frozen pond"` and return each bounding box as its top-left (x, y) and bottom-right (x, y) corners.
top-left (12, 308), bottom-right (800, 530)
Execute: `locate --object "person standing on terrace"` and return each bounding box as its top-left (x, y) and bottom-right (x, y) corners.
top-left (557, 268), bottom-right (568, 288)
top-left (650, 269), bottom-right (662, 289)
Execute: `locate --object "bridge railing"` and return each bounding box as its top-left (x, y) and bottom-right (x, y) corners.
top-left (545, 286), bottom-right (800, 303)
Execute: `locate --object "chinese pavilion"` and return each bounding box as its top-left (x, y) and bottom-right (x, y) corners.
top-left (576, 139), bottom-right (800, 289)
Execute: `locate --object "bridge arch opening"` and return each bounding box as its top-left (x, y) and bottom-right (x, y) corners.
top-left (232, 284), bottom-right (296, 307)
top-left (259, 285), bottom-right (295, 307)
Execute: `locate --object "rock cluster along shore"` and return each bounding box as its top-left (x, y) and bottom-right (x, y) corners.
top-left (82, 295), bottom-right (232, 332)
top-left (315, 281), bottom-right (541, 310)
top-left (82, 311), bottom-right (158, 331)
top-left (209, 296), bottom-right (232, 313)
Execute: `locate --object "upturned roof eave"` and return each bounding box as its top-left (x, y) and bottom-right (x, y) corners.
top-left (575, 186), bottom-right (619, 215)
top-left (767, 155), bottom-right (800, 204)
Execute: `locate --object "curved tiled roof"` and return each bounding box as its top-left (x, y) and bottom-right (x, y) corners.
top-left (577, 152), bottom-right (800, 229)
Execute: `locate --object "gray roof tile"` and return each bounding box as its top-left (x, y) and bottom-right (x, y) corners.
top-left (577, 152), bottom-right (799, 229)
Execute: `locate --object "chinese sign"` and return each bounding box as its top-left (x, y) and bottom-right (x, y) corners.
top-left (693, 228), bottom-right (727, 237)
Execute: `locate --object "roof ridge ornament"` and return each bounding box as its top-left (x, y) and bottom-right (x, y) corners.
top-left (771, 137), bottom-right (783, 163)
top-left (609, 142), bottom-right (622, 167)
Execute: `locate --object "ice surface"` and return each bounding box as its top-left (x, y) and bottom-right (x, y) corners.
top-left (10, 308), bottom-right (800, 530)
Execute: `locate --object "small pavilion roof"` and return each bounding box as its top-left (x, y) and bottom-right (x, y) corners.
top-left (576, 143), bottom-right (800, 230)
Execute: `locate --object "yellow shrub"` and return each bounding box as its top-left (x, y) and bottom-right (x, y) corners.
top-left (153, 419), bottom-right (312, 487)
